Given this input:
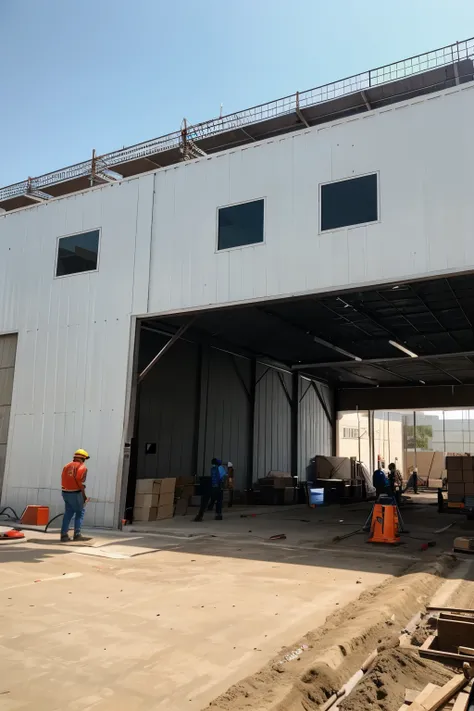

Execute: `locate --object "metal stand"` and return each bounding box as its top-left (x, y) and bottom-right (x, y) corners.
top-left (363, 495), bottom-right (407, 533)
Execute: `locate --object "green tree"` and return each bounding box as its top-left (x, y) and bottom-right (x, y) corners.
top-left (406, 425), bottom-right (433, 450)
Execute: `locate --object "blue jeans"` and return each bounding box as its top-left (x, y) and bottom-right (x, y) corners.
top-left (61, 491), bottom-right (85, 536)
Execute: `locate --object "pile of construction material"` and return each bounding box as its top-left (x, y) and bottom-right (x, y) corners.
top-left (418, 605), bottom-right (474, 666)
top-left (133, 477), bottom-right (176, 521)
top-left (258, 471), bottom-right (295, 505)
top-left (397, 664), bottom-right (473, 711)
top-left (446, 456), bottom-right (474, 507)
top-left (406, 451), bottom-right (445, 488)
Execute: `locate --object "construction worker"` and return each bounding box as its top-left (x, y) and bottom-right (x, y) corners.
top-left (60, 449), bottom-right (90, 542)
top-left (227, 462), bottom-right (234, 508)
top-left (373, 465), bottom-right (389, 499)
top-left (388, 462), bottom-right (403, 505)
top-left (194, 458), bottom-right (227, 522)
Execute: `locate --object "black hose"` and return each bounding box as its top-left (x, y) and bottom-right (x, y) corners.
top-left (0, 506), bottom-right (20, 520)
top-left (12, 512), bottom-right (64, 534)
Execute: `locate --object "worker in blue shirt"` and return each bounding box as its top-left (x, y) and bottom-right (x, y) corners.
top-left (194, 458), bottom-right (227, 522)
top-left (373, 466), bottom-right (389, 499)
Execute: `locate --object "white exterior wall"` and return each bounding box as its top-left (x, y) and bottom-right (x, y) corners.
top-left (1, 81), bottom-right (474, 525)
top-left (148, 84), bottom-right (474, 314)
top-left (0, 176), bottom-right (154, 526)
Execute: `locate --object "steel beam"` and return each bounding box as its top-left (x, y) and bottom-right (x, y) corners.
top-left (292, 349), bottom-right (474, 370)
top-left (138, 318), bottom-right (195, 382)
top-left (247, 359), bottom-right (257, 490)
top-left (311, 381), bottom-right (333, 428)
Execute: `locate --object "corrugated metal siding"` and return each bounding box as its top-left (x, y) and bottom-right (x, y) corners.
top-left (147, 86), bottom-right (474, 315)
top-left (254, 365), bottom-right (292, 479)
top-left (299, 378), bottom-right (333, 479)
top-left (136, 332), bottom-right (199, 480)
top-left (0, 334), bottom-right (17, 498)
top-left (0, 175), bottom-right (155, 526)
top-left (203, 350), bottom-right (250, 490)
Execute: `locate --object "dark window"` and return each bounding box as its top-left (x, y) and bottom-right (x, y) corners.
top-left (56, 230), bottom-right (100, 277)
top-left (321, 174), bottom-right (378, 232)
top-left (218, 199), bottom-right (264, 250)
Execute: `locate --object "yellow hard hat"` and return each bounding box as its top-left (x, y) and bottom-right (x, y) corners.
top-left (74, 449), bottom-right (90, 460)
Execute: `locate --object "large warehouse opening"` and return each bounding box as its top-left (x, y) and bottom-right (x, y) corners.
top-left (123, 271), bottom-right (474, 522)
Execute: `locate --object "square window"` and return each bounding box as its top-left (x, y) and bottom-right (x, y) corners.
top-left (217, 199), bottom-right (264, 251)
top-left (321, 174), bottom-right (378, 232)
top-left (56, 230), bottom-right (100, 277)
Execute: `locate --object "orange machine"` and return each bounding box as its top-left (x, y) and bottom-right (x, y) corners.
top-left (20, 505), bottom-right (49, 526)
top-left (367, 500), bottom-right (401, 545)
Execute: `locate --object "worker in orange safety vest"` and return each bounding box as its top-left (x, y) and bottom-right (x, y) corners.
top-left (60, 449), bottom-right (91, 542)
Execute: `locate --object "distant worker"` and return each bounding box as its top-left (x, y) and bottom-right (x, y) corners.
top-left (404, 467), bottom-right (419, 495)
top-left (373, 466), bottom-right (388, 499)
top-left (195, 458), bottom-right (227, 522)
top-left (227, 462), bottom-right (234, 508)
top-left (60, 449), bottom-right (91, 542)
top-left (388, 462), bottom-right (403, 505)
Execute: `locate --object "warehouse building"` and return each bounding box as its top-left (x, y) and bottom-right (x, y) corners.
top-left (1, 39), bottom-right (474, 527)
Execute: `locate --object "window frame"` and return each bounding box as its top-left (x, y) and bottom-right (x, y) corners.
top-left (215, 197), bottom-right (266, 253)
top-left (319, 172), bottom-right (380, 234)
top-left (54, 228), bottom-right (101, 279)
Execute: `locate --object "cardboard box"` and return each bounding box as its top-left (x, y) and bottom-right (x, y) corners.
top-left (156, 503), bottom-right (174, 520)
top-left (134, 493), bottom-right (159, 508)
top-left (406, 451), bottom-right (445, 478)
top-left (158, 477), bottom-right (176, 495)
top-left (176, 476), bottom-right (195, 487)
top-left (447, 470), bottom-right (463, 483)
top-left (448, 482), bottom-right (465, 496)
top-left (157, 492), bottom-right (174, 507)
top-left (135, 479), bottom-right (161, 495)
top-left (133, 506), bottom-right (158, 521)
top-left (446, 456), bottom-right (463, 470)
top-left (462, 456), bottom-right (474, 471)
top-left (465, 483), bottom-right (474, 495)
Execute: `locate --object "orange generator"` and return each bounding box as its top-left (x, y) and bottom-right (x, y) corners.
top-left (20, 505), bottom-right (49, 526)
top-left (367, 500), bottom-right (401, 545)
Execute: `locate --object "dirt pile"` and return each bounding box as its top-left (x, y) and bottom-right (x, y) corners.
top-left (208, 555), bottom-right (457, 711)
top-left (339, 648), bottom-right (451, 711)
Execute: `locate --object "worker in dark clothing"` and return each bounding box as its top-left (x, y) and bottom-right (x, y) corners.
top-left (194, 458), bottom-right (227, 521)
top-left (388, 462), bottom-right (403, 505)
top-left (373, 466), bottom-right (388, 499)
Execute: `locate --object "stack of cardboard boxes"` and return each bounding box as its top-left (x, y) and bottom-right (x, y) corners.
top-left (134, 477), bottom-right (176, 521)
top-left (446, 456), bottom-right (474, 503)
top-left (174, 477), bottom-right (195, 515)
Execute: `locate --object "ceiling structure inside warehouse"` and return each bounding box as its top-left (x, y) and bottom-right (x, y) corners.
top-left (147, 272), bottom-right (474, 389)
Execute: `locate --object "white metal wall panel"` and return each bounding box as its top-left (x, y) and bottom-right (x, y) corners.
top-left (298, 378), bottom-right (333, 479)
top-left (147, 85), bottom-right (474, 315)
top-left (0, 175), bottom-right (154, 526)
top-left (254, 366), bottom-right (292, 479)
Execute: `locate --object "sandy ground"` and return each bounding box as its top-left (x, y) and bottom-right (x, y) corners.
top-left (0, 496), bottom-right (472, 711)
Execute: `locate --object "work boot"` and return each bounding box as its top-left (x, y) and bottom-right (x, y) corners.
top-left (60, 534), bottom-right (71, 542)
top-left (73, 533), bottom-right (91, 542)
top-left (194, 515), bottom-right (203, 522)
top-left (215, 515), bottom-right (223, 521)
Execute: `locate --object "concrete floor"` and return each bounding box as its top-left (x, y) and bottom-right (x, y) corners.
top-left (0, 496), bottom-right (467, 711)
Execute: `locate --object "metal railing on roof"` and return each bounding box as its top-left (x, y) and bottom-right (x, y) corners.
top-left (1, 37), bottom-right (473, 205)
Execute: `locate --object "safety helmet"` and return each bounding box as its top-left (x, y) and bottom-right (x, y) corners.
top-left (74, 449), bottom-right (90, 460)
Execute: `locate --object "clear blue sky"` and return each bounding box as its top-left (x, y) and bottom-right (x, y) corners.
top-left (1, 0), bottom-right (473, 186)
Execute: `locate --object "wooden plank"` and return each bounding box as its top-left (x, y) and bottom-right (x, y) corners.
top-left (459, 646), bottom-right (474, 656)
top-left (427, 606), bottom-right (474, 614)
top-left (399, 684), bottom-right (439, 710)
top-left (409, 673), bottom-right (469, 711)
top-left (405, 684), bottom-right (439, 704)
top-left (440, 613), bottom-right (474, 622)
top-left (452, 692), bottom-right (469, 711)
top-left (421, 634), bottom-right (437, 651)
top-left (419, 647), bottom-right (474, 664)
